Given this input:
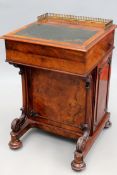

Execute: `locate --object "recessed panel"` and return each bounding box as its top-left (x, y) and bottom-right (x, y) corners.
top-left (30, 68), bottom-right (86, 127)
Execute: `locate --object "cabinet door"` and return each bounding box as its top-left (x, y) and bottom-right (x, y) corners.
top-left (95, 58), bottom-right (111, 125)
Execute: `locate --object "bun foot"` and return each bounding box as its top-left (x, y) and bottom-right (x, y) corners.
top-left (9, 139), bottom-right (22, 150)
top-left (71, 160), bottom-right (86, 171)
top-left (104, 120), bottom-right (112, 129)
top-left (71, 151), bottom-right (86, 171)
top-left (9, 132), bottom-right (22, 149)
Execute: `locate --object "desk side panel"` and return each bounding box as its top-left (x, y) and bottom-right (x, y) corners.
top-left (28, 68), bottom-right (86, 129)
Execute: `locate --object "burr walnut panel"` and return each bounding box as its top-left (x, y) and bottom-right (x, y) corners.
top-left (29, 68), bottom-right (86, 127)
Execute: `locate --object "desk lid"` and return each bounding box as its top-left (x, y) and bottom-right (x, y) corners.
top-left (2, 13), bottom-right (116, 51)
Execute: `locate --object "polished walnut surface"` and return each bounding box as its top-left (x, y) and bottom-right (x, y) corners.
top-left (2, 13), bottom-right (116, 171)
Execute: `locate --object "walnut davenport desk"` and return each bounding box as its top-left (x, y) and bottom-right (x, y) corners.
top-left (2, 13), bottom-right (116, 171)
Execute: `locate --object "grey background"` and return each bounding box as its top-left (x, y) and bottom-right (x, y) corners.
top-left (0, 0), bottom-right (117, 175)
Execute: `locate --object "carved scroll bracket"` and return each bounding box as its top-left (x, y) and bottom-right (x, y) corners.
top-left (71, 124), bottom-right (90, 171)
top-left (11, 108), bottom-right (39, 133)
top-left (28, 110), bottom-right (39, 117)
top-left (85, 75), bottom-right (91, 89)
top-left (8, 63), bottom-right (25, 75)
top-left (11, 108), bottom-right (27, 133)
top-left (76, 124), bottom-right (90, 153)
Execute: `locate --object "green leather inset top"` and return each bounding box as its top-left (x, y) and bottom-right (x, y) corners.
top-left (16, 23), bottom-right (97, 44)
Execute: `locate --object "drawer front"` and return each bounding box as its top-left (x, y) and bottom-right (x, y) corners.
top-left (5, 40), bottom-right (86, 75)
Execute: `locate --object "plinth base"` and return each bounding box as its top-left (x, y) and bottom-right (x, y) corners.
top-left (9, 112), bottom-right (111, 171)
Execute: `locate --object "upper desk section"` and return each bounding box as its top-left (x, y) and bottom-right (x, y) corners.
top-left (3, 13), bottom-right (116, 51)
top-left (2, 13), bottom-right (117, 75)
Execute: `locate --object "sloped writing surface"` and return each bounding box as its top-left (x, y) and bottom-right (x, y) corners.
top-left (15, 23), bottom-right (97, 44)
